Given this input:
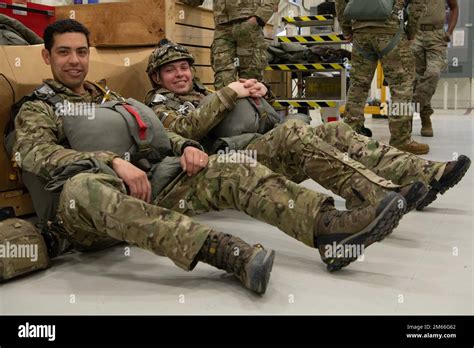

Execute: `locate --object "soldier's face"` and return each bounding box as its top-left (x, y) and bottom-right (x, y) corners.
top-left (156, 60), bottom-right (194, 95)
top-left (42, 32), bottom-right (89, 94)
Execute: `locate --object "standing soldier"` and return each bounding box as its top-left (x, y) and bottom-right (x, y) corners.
top-left (335, 0), bottom-right (430, 155)
top-left (180, 0), bottom-right (279, 90)
top-left (412, 0), bottom-right (459, 137)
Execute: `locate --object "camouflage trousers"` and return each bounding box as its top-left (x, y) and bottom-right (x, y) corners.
top-left (412, 29), bottom-right (449, 119)
top-left (344, 33), bottom-right (416, 146)
top-left (246, 120), bottom-right (446, 209)
top-left (57, 156), bottom-right (330, 271)
top-left (212, 21), bottom-right (268, 90)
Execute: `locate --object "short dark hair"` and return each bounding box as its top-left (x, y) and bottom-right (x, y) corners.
top-left (43, 19), bottom-right (90, 52)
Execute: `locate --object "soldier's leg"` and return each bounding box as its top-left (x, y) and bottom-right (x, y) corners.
top-left (57, 172), bottom-right (275, 294)
top-left (157, 155), bottom-right (328, 247)
top-left (412, 32), bottom-right (428, 111)
top-left (156, 155), bottom-right (406, 271)
top-left (380, 36), bottom-right (429, 154)
top-left (235, 20), bottom-right (267, 82)
top-left (412, 33), bottom-right (434, 136)
top-left (57, 173), bottom-right (211, 270)
top-left (412, 33), bottom-right (427, 80)
top-left (244, 119), bottom-right (401, 209)
top-left (343, 33), bottom-right (378, 131)
top-left (413, 30), bottom-right (448, 136)
top-left (313, 121), bottom-right (446, 187)
top-left (212, 24), bottom-right (238, 90)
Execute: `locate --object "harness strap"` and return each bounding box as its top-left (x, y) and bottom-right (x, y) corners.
top-left (352, 18), bottom-right (404, 62)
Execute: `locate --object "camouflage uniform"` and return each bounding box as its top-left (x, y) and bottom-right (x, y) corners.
top-left (13, 79), bottom-right (336, 271)
top-left (335, 0), bottom-right (429, 152)
top-left (145, 86), bottom-right (446, 210)
top-left (412, 0), bottom-right (450, 136)
top-left (180, 0), bottom-right (279, 90)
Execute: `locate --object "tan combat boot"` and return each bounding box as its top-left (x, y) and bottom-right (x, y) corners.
top-left (420, 114), bottom-right (433, 137)
top-left (396, 140), bottom-right (430, 155)
top-left (314, 192), bottom-right (405, 272)
top-left (196, 231), bottom-right (275, 295)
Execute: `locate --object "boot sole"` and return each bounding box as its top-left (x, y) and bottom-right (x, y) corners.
top-left (416, 156), bottom-right (471, 211)
top-left (246, 249), bottom-right (275, 295)
top-left (324, 194), bottom-right (405, 272)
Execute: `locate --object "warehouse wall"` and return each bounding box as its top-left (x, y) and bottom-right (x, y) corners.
top-left (432, 78), bottom-right (473, 110)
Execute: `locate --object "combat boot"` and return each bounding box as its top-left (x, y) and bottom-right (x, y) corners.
top-left (417, 155), bottom-right (471, 211)
top-left (355, 125), bottom-right (373, 137)
top-left (396, 140), bottom-right (430, 155)
top-left (314, 192), bottom-right (405, 272)
top-left (420, 115), bottom-right (433, 137)
top-left (350, 123), bottom-right (372, 138)
top-left (344, 119), bottom-right (372, 137)
top-left (37, 220), bottom-right (73, 258)
top-left (396, 181), bottom-right (428, 213)
top-left (196, 231), bottom-right (275, 295)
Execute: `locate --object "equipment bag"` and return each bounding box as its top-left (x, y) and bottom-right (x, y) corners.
top-left (0, 216), bottom-right (50, 281)
top-left (343, 0), bottom-right (395, 21)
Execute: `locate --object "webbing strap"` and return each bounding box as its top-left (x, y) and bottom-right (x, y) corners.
top-left (123, 104), bottom-right (148, 141)
top-left (353, 19), bottom-right (404, 62)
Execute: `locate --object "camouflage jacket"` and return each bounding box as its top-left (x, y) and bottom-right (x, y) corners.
top-left (180, 0), bottom-right (279, 26)
top-left (144, 85), bottom-right (238, 141)
top-left (14, 79), bottom-right (199, 181)
top-left (335, 0), bottom-right (427, 39)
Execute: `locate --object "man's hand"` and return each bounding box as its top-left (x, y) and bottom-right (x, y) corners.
top-left (180, 146), bottom-right (209, 177)
top-left (445, 31), bottom-right (452, 43)
top-left (228, 81), bottom-right (251, 99)
top-left (240, 79), bottom-right (268, 98)
top-left (112, 157), bottom-right (152, 203)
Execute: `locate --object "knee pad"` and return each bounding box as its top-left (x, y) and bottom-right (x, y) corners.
top-left (0, 218), bottom-right (50, 281)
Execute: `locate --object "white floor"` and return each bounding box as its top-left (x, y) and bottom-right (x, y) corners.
top-left (1, 110), bottom-right (473, 315)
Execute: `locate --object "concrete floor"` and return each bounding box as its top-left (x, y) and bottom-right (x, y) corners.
top-left (1, 110), bottom-right (472, 315)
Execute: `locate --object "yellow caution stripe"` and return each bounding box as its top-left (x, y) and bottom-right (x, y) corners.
top-left (278, 34), bottom-right (346, 43)
top-left (266, 63), bottom-right (344, 71)
top-left (273, 101), bottom-right (337, 109)
top-left (283, 15), bottom-right (334, 23)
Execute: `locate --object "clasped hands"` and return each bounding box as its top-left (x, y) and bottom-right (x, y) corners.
top-left (112, 146), bottom-right (209, 202)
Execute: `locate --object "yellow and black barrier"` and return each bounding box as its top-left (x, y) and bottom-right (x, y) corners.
top-left (266, 63), bottom-right (344, 71)
top-left (278, 34), bottom-right (347, 44)
top-left (282, 15), bottom-right (334, 25)
top-left (273, 100), bottom-right (338, 109)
